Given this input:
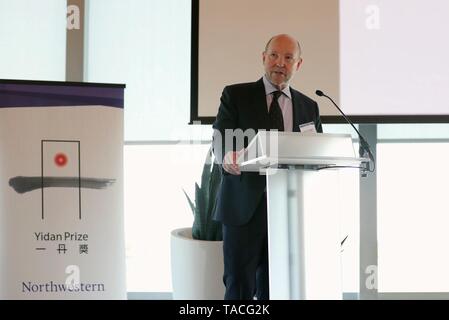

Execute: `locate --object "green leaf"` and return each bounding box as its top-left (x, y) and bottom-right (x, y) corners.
top-left (188, 145), bottom-right (223, 241)
top-left (182, 188), bottom-right (195, 215)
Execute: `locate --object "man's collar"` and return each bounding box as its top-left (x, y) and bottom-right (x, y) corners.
top-left (262, 75), bottom-right (291, 99)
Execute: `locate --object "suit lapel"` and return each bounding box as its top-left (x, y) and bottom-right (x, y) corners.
top-left (252, 78), bottom-right (270, 130)
top-left (291, 88), bottom-right (303, 132)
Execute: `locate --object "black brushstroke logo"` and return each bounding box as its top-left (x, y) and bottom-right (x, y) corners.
top-left (9, 176), bottom-right (115, 194)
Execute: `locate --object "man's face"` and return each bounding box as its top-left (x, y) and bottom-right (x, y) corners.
top-left (262, 36), bottom-right (303, 89)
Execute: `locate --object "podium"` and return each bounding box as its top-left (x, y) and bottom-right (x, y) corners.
top-left (239, 131), bottom-right (367, 300)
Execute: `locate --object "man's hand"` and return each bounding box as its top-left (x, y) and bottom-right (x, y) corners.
top-left (223, 150), bottom-right (243, 175)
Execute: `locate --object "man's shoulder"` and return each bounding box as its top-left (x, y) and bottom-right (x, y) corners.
top-left (223, 79), bottom-right (262, 95)
top-left (290, 87), bottom-right (317, 106)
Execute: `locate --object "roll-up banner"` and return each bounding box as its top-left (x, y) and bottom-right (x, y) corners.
top-left (0, 80), bottom-right (126, 299)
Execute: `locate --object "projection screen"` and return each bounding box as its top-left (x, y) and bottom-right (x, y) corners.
top-left (192, 0), bottom-right (449, 122)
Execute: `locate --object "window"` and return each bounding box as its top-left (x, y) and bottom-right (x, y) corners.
top-left (377, 142), bottom-right (449, 292)
top-left (124, 143), bottom-right (210, 292)
top-left (85, 0), bottom-right (192, 141)
top-left (323, 124), bottom-right (360, 294)
top-left (0, 0), bottom-right (66, 80)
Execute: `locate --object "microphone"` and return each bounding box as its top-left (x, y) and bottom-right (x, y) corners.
top-left (315, 90), bottom-right (374, 174)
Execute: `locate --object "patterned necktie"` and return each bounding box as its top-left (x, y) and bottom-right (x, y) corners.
top-left (269, 91), bottom-right (284, 131)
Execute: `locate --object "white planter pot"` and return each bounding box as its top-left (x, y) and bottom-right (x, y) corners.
top-left (170, 227), bottom-right (225, 300)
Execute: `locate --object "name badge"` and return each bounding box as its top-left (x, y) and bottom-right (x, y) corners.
top-left (299, 121), bottom-right (317, 133)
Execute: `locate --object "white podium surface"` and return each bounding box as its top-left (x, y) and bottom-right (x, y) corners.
top-left (239, 131), bottom-right (365, 172)
top-left (267, 168), bottom-right (342, 299)
top-left (239, 132), bottom-right (366, 300)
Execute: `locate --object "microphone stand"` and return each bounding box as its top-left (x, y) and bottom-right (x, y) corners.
top-left (315, 90), bottom-right (374, 176)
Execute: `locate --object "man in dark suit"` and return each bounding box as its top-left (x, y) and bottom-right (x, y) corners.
top-left (212, 34), bottom-right (322, 300)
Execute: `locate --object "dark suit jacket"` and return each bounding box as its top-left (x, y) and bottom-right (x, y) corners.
top-left (212, 78), bottom-right (322, 226)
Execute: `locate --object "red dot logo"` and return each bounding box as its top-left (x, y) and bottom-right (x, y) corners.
top-left (54, 153), bottom-right (68, 167)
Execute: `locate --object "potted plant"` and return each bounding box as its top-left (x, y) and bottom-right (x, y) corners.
top-left (170, 146), bottom-right (224, 300)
